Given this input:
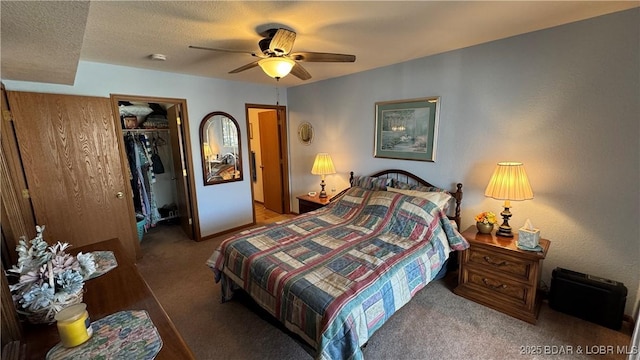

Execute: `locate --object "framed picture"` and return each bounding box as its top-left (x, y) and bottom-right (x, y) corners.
top-left (374, 97), bottom-right (440, 162)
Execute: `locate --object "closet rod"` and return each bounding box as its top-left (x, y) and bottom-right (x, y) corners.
top-left (122, 128), bottom-right (169, 133)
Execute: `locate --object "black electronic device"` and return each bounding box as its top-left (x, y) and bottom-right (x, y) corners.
top-left (549, 267), bottom-right (627, 330)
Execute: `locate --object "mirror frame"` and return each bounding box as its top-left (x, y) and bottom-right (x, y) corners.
top-left (298, 122), bottom-right (314, 145)
top-left (199, 111), bottom-right (243, 185)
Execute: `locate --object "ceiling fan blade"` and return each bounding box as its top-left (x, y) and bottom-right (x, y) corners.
top-left (269, 29), bottom-right (296, 55)
top-left (189, 45), bottom-right (257, 56)
top-left (290, 62), bottom-right (311, 81)
top-left (289, 52), bottom-right (356, 63)
top-left (229, 60), bottom-right (260, 74)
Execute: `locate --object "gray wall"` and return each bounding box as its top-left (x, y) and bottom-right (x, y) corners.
top-left (287, 9), bottom-right (639, 315)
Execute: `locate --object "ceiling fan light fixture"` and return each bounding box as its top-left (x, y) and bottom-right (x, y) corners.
top-left (258, 57), bottom-right (295, 79)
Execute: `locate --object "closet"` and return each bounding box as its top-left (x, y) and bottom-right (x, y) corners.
top-left (112, 94), bottom-right (199, 243)
top-left (120, 102), bottom-right (179, 237)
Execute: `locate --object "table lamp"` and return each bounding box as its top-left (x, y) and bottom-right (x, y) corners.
top-left (311, 153), bottom-right (336, 198)
top-left (484, 162), bottom-right (533, 237)
top-left (203, 143), bottom-right (213, 160)
top-left (203, 143), bottom-right (213, 173)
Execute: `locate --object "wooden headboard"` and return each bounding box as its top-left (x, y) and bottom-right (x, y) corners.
top-left (340, 169), bottom-right (463, 229)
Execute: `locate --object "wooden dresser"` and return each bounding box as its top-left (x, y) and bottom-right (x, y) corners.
top-left (20, 238), bottom-right (195, 359)
top-left (454, 226), bottom-right (550, 324)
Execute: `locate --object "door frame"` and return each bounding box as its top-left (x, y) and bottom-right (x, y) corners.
top-left (110, 94), bottom-right (201, 242)
top-left (245, 103), bottom-right (290, 221)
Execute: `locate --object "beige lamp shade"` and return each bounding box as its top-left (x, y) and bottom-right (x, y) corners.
top-left (311, 153), bottom-right (336, 176)
top-left (258, 57), bottom-right (295, 79)
top-left (203, 142), bottom-right (213, 159)
top-left (484, 162), bottom-right (533, 201)
top-left (311, 153), bottom-right (336, 198)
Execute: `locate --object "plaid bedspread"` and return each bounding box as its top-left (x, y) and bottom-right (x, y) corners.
top-left (207, 187), bottom-right (468, 360)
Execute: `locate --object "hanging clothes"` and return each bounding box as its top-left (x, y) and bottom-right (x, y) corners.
top-left (151, 134), bottom-right (165, 174)
top-left (124, 134), bottom-right (142, 212)
top-left (124, 132), bottom-right (161, 229)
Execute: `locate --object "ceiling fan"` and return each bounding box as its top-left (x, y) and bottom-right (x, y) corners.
top-left (189, 28), bottom-right (356, 80)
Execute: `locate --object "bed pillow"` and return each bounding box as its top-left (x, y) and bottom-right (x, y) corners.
top-left (387, 187), bottom-right (453, 211)
top-left (352, 176), bottom-right (391, 191)
top-left (391, 179), bottom-right (448, 193)
top-left (412, 185), bottom-right (449, 193)
top-left (389, 180), bottom-right (413, 190)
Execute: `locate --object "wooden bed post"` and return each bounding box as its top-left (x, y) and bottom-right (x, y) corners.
top-left (453, 183), bottom-right (463, 229)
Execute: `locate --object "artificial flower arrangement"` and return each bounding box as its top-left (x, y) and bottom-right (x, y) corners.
top-left (474, 211), bottom-right (497, 225)
top-left (7, 225), bottom-right (96, 324)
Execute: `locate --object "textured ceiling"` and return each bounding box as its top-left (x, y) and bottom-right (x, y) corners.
top-left (1, 1), bottom-right (90, 84)
top-left (1, 1), bottom-right (637, 87)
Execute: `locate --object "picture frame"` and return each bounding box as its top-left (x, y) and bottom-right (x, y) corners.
top-left (374, 97), bottom-right (440, 162)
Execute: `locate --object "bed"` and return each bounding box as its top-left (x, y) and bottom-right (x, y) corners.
top-left (206, 170), bottom-right (469, 359)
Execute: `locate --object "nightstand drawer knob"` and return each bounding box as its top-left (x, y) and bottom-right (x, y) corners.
top-left (482, 278), bottom-right (508, 289)
top-left (483, 256), bottom-right (508, 267)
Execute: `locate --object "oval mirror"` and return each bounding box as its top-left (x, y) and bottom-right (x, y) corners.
top-left (199, 111), bottom-right (243, 185)
top-left (298, 122), bottom-right (313, 145)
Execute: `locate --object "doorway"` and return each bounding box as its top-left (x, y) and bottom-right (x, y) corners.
top-left (246, 104), bottom-right (290, 218)
top-left (111, 94), bottom-right (201, 243)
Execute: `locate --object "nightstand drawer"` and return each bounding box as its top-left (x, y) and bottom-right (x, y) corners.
top-left (298, 199), bottom-right (324, 214)
top-left (463, 268), bottom-right (531, 307)
top-left (466, 246), bottom-right (533, 282)
top-left (297, 194), bottom-right (332, 214)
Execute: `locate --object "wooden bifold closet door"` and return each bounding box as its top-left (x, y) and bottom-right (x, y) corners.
top-left (7, 91), bottom-right (139, 261)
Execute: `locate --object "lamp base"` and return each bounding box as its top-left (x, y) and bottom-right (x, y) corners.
top-left (319, 180), bottom-right (328, 198)
top-left (496, 206), bottom-right (514, 237)
top-left (496, 225), bottom-right (513, 237)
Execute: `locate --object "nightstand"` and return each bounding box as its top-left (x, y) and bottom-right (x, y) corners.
top-left (297, 194), bottom-right (332, 214)
top-left (454, 226), bottom-right (551, 324)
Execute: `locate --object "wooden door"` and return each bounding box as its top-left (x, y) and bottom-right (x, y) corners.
top-left (1, 86), bottom-right (37, 265)
top-left (7, 91), bottom-right (139, 261)
top-left (167, 104), bottom-right (194, 239)
top-left (258, 110), bottom-right (284, 213)
top-left (1, 87), bottom-right (25, 343)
